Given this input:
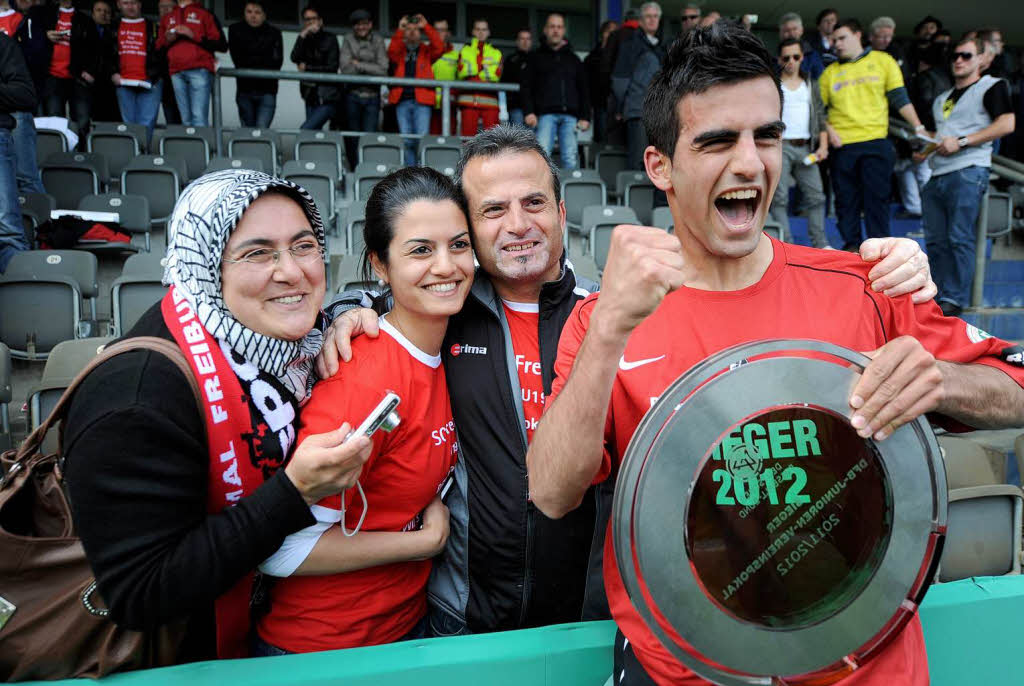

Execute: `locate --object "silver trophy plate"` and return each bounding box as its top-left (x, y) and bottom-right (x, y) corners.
top-left (613, 339), bottom-right (947, 685)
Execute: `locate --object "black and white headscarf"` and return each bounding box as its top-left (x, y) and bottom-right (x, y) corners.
top-left (163, 169), bottom-right (327, 404)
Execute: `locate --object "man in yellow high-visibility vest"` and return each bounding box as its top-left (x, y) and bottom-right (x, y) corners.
top-left (456, 18), bottom-right (501, 136)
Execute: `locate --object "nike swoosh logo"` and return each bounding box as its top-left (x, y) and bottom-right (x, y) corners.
top-left (618, 354), bottom-right (666, 371)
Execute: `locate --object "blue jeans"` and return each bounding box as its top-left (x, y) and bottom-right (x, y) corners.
top-left (116, 80), bottom-right (164, 146)
top-left (12, 112), bottom-right (45, 194)
top-left (346, 92), bottom-right (380, 132)
top-left (170, 68), bottom-right (212, 127)
top-left (395, 99), bottom-right (431, 166)
top-left (508, 108), bottom-right (524, 127)
top-left (237, 92), bottom-right (276, 128)
top-left (830, 138), bottom-right (895, 248)
top-left (536, 113), bottom-right (579, 169)
top-left (922, 165), bottom-right (990, 309)
top-left (0, 129), bottom-right (29, 273)
top-left (301, 102), bottom-right (336, 130)
top-left (42, 77), bottom-right (92, 143)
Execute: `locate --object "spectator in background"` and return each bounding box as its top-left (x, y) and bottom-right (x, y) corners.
top-left (157, 0), bottom-right (226, 127)
top-left (977, 28), bottom-right (1007, 78)
top-left (611, 1), bottom-right (665, 170)
top-left (679, 2), bottom-right (700, 36)
top-left (91, 0), bottom-right (120, 122)
top-left (228, 1), bottom-right (283, 128)
top-left (501, 29), bottom-right (531, 127)
top-left (769, 38), bottom-right (829, 248)
top-left (340, 9), bottom-right (387, 140)
top-left (805, 7), bottom-right (837, 66)
top-left (932, 29), bottom-right (952, 45)
top-left (601, 9), bottom-right (638, 146)
top-left (111, 0), bottom-right (164, 143)
top-left (899, 41), bottom-right (952, 219)
top-left (523, 14), bottom-right (589, 170)
top-left (1, 0), bottom-right (43, 194)
top-left (0, 32), bottom-right (34, 272)
top-left (821, 18), bottom-right (925, 249)
top-left (922, 35), bottom-right (1015, 316)
top-left (584, 20), bottom-right (617, 143)
top-left (156, 0), bottom-right (180, 124)
top-left (456, 19), bottom-right (502, 136)
top-left (777, 12), bottom-right (823, 79)
top-left (388, 13), bottom-right (443, 165)
top-left (869, 16), bottom-right (903, 69)
top-left (41, 0), bottom-right (100, 139)
top-left (914, 16), bottom-right (941, 41)
top-left (291, 5), bottom-right (339, 130)
top-left (429, 17), bottom-right (457, 135)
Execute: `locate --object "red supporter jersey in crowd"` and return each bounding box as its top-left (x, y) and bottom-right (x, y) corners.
top-left (549, 238), bottom-right (1024, 686)
top-left (503, 300), bottom-right (545, 443)
top-left (48, 7), bottom-right (74, 79)
top-left (156, 2), bottom-right (219, 75)
top-left (258, 317), bottom-right (458, 653)
top-left (117, 17), bottom-right (148, 81)
top-left (0, 9), bottom-right (23, 37)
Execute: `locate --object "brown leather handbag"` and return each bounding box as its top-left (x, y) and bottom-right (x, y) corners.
top-left (0, 337), bottom-right (202, 682)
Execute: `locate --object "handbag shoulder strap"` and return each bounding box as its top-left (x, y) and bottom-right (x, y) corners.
top-left (11, 336), bottom-right (207, 465)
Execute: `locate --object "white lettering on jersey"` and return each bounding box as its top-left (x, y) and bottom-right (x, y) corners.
top-left (450, 343), bottom-right (487, 356)
top-left (432, 419), bottom-right (456, 446)
top-left (515, 354), bottom-right (542, 376)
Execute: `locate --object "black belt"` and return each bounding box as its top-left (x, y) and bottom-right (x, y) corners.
top-left (784, 138), bottom-right (811, 146)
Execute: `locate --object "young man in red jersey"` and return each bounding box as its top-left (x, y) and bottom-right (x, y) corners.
top-left (526, 22), bottom-right (1024, 686)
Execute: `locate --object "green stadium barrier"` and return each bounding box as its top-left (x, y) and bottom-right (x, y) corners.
top-left (23, 575), bottom-right (1024, 685)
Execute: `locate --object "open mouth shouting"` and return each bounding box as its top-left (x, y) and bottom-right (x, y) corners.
top-left (714, 188), bottom-right (762, 232)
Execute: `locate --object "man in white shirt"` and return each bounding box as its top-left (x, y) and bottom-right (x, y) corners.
top-left (768, 38), bottom-right (830, 248)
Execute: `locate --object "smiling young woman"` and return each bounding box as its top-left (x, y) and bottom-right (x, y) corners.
top-left (256, 167), bottom-right (474, 654)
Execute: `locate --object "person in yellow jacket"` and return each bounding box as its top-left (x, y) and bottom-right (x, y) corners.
top-left (430, 18), bottom-right (457, 134)
top-left (456, 19), bottom-right (502, 136)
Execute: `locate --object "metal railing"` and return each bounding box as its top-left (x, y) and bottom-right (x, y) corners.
top-left (888, 118), bottom-right (1023, 307)
top-left (212, 68), bottom-right (520, 148)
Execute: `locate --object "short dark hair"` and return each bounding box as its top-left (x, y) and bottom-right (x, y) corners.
top-left (472, 18), bottom-right (489, 28)
top-left (643, 21), bottom-right (780, 157)
top-left (301, 4), bottom-right (320, 19)
top-left (835, 18), bottom-right (862, 35)
top-left (815, 8), bottom-right (837, 25)
top-left (454, 124), bottom-right (561, 206)
top-left (777, 37), bottom-right (803, 54)
top-left (362, 167), bottom-right (464, 284)
top-left (914, 15), bottom-right (943, 34)
top-left (244, 0), bottom-right (265, 9)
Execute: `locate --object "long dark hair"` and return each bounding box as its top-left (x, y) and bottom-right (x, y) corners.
top-left (361, 166), bottom-right (464, 309)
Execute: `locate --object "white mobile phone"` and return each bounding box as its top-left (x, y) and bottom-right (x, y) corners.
top-left (346, 392), bottom-right (401, 442)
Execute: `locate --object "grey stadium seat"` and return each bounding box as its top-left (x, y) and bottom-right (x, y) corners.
top-left (78, 193), bottom-right (153, 252)
top-left (205, 156), bottom-right (266, 174)
top-left (358, 133), bottom-right (403, 166)
top-left (227, 128), bottom-right (282, 175)
top-left (294, 129), bottom-right (348, 178)
top-left (617, 170), bottom-right (656, 226)
top-left (583, 205), bottom-right (639, 273)
top-left (0, 250), bottom-right (99, 360)
top-left (87, 121), bottom-right (147, 183)
top-left (111, 254), bottom-right (166, 337)
top-left (19, 192), bottom-right (56, 229)
top-left (419, 135), bottom-right (461, 172)
top-left (121, 155), bottom-right (185, 226)
top-left (561, 168), bottom-right (606, 235)
top-left (28, 336), bottom-right (113, 452)
top-left (937, 485), bottom-right (1024, 582)
top-left (282, 159), bottom-right (339, 227)
top-left (41, 152), bottom-right (107, 209)
top-left (595, 147), bottom-right (628, 197)
top-left (345, 199), bottom-right (367, 257)
top-left (35, 126), bottom-right (68, 166)
top-left (156, 125), bottom-right (217, 182)
top-left (352, 162), bottom-right (396, 202)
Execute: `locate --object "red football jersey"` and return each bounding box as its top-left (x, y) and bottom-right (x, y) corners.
top-left (503, 300), bottom-right (545, 443)
top-left (48, 8), bottom-right (74, 79)
top-left (0, 9), bottom-right (23, 37)
top-left (116, 18), bottom-right (148, 81)
top-left (550, 238), bottom-right (1024, 686)
top-left (259, 318), bottom-right (458, 653)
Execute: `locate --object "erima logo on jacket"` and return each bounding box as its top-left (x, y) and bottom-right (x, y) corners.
top-left (450, 343), bottom-right (487, 356)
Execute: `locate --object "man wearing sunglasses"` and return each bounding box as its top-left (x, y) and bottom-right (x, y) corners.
top-left (679, 3), bottom-right (700, 36)
top-left (919, 36), bottom-right (1015, 317)
top-left (768, 38), bottom-right (829, 248)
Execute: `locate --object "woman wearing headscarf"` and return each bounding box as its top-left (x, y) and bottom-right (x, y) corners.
top-left (63, 169), bottom-right (371, 666)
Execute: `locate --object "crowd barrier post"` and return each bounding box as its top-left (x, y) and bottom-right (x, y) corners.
top-left (972, 187), bottom-right (990, 308)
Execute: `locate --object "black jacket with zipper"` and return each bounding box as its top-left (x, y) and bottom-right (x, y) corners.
top-left (0, 33), bottom-right (36, 129)
top-left (522, 41), bottom-right (590, 120)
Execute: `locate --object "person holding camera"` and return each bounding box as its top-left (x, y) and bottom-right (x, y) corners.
top-left (387, 13), bottom-right (443, 166)
top-left (255, 166), bottom-right (470, 654)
